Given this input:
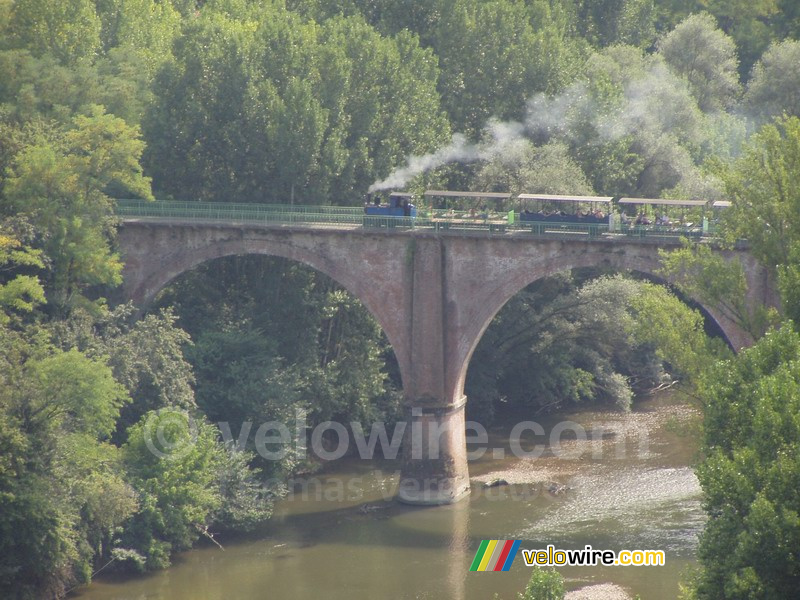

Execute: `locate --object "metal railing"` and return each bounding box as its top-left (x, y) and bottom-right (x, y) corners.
top-left (115, 200), bottom-right (719, 242)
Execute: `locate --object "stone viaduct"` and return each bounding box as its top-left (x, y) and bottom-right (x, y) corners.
top-left (117, 219), bottom-right (774, 505)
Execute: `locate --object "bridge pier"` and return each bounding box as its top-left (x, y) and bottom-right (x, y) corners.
top-left (394, 237), bottom-right (473, 505)
top-left (397, 398), bottom-right (470, 505)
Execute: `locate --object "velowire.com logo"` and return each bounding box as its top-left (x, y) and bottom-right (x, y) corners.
top-left (469, 540), bottom-right (521, 572)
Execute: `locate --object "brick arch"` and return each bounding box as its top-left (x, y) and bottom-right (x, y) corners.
top-left (449, 242), bottom-right (750, 400)
top-left (118, 223), bottom-right (414, 389)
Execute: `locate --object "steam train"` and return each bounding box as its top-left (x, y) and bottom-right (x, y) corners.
top-left (362, 190), bottom-right (724, 237)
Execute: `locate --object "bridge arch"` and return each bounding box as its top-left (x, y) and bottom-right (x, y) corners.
top-left (446, 239), bottom-right (755, 406)
top-left (118, 223), bottom-right (415, 391)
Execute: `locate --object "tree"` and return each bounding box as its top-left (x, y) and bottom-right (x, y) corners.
top-left (695, 0), bottom-right (779, 78)
top-left (433, 0), bottom-right (583, 137)
top-left (776, 0), bottom-right (800, 39)
top-left (744, 40), bottom-right (800, 124)
top-left (719, 116), bottom-right (800, 270)
top-left (570, 0), bottom-right (656, 48)
top-left (119, 408), bottom-right (273, 570)
top-left (6, 0), bottom-right (101, 65)
top-left (4, 106), bottom-right (152, 311)
top-left (657, 13), bottom-right (741, 112)
top-left (0, 331), bottom-right (136, 599)
top-left (691, 325), bottom-right (800, 599)
top-left (627, 279), bottom-right (731, 382)
top-left (0, 221), bottom-right (45, 323)
top-left (95, 0), bottom-right (180, 70)
top-left (561, 46), bottom-right (713, 197)
top-left (658, 240), bottom-right (772, 343)
top-left (717, 117), bottom-right (800, 326)
top-left (27, 348), bottom-right (130, 439)
top-left (472, 140), bottom-right (593, 196)
top-left (468, 274), bottom-right (655, 419)
top-left (50, 304), bottom-right (198, 434)
top-left (120, 410), bottom-right (225, 570)
top-left (144, 6), bottom-right (449, 203)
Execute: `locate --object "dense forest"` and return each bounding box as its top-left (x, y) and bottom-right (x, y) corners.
top-left (1, 0), bottom-right (800, 598)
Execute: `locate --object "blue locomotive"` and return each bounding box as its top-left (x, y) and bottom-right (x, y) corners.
top-left (364, 192), bottom-right (417, 218)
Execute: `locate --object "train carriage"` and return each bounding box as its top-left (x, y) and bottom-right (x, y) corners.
top-left (618, 197), bottom-right (708, 239)
top-left (423, 190), bottom-right (514, 232)
top-left (518, 194), bottom-right (614, 236)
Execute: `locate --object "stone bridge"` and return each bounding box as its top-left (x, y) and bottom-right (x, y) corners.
top-left (117, 218), bottom-right (774, 505)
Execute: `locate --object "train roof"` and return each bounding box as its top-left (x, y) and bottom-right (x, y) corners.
top-left (712, 200), bottom-right (732, 208)
top-left (388, 192), bottom-right (414, 197)
top-left (518, 194), bottom-right (613, 203)
top-left (619, 197), bottom-right (708, 207)
top-left (424, 190), bottom-right (512, 199)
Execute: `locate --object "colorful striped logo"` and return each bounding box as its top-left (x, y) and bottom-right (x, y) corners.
top-left (469, 540), bottom-right (521, 572)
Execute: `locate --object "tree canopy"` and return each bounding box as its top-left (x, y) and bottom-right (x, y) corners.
top-left (0, 0), bottom-right (799, 598)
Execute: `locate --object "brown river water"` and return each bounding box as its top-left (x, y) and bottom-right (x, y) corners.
top-left (73, 392), bottom-right (703, 600)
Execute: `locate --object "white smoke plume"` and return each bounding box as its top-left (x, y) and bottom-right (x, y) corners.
top-left (368, 134), bottom-right (476, 192)
top-left (369, 57), bottom-right (740, 196)
top-left (368, 121), bottom-right (527, 192)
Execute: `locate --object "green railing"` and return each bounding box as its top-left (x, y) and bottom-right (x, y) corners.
top-left (115, 199), bottom-right (719, 242)
top-left (115, 199), bottom-right (365, 224)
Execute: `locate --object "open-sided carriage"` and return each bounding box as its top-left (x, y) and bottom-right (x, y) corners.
top-left (618, 198), bottom-right (708, 239)
top-left (518, 194), bottom-right (614, 237)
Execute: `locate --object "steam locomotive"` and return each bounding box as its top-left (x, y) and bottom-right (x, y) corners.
top-left (364, 192), bottom-right (417, 218)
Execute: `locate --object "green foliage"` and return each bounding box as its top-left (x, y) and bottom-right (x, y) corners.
top-left (3, 107), bottom-right (152, 311)
top-left (119, 409), bottom-right (273, 569)
top-left (0, 327), bottom-right (136, 598)
top-left (628, 280), bottom-right (731, 382)
top-left (120, 410), bottom-right (224, 568)
top-left (95, 0), bottom-right (181, 70)
top-left (545, 44), bottom-right (719, 198)
top-left (27, 348), bottom-right (130, 438)
top-left (473, 140), bottom-right (593, 196)
top-left (697, 0), bottom-right (780, 78)
top-left (718, 117), bottom-right (800, 322)
top-left (433, 0), bottom-right (584, 136)
top-left (744, 40), bottom-right (800, 124)
top-left (7, 0), bottom-right (101, 65)
top-left (213, 446), bottom-right (275, 531)
top-left (49, 304), bottom-right (198, 433)
top-left (659, 239), bottom-right (773, 342)
top-left (189, 329), bottom-right (301, 468)
top-left (161, 256), bottom-right (401, 452)
top-left (143, 5), bottom-right (449, 203)
top-left (711, 115), bottom-right (800, 336)
top-left (2, 0), bottom-right (800, 597)
top-left (519, 565), bottom-right (565, 600)
top-left (466, 273), bottom-right (685, 420)
top-left (0, 224), bottom-right (45, 323)
top-left (569, 0), bottom-right (656, 48)
top-left (691, 325), bottom-right (800, 598)
top-left (657, 13), bottom-right (741, 112)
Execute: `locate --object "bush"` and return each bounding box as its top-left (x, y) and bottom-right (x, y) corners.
top-left (519, 566), bottom-right (565, 600)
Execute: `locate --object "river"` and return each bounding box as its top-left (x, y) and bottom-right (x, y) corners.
top-left (73, 392), bottom-right (703, 600)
